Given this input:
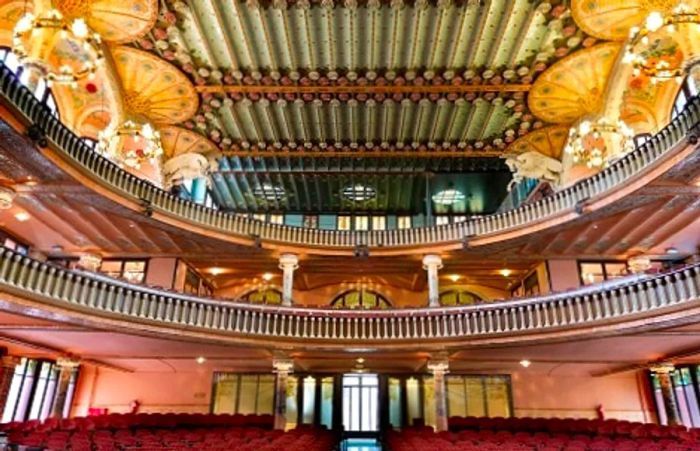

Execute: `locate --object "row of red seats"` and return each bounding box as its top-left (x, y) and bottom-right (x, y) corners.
top-left (387, 428), bottom-right (700, 451)
top-left (448, 416), bottom-right (695, 441)
top-left (0, 412), bottom-right (274, 433)
top-left (6, 425), bottom-right (337, 451)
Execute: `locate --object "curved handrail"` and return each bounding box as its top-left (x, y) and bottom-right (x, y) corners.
top-left (1, 64), bottom-right (699, 251)
top-left (0, 248), bottom-right (698, 343)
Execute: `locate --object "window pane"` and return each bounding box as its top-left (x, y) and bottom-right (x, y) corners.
top-left (100, 261), bottom-right (122, 277)
top-left (398, 216), bottom-right (411, 229)
top-left (355, 216), bottom-right (369, 231)
top-left (580, 263), bottom-right (604, 285)
top-left (436, 216), bottom-right (449, 225)
top-left (212, 375), bottom-right (238, 414)
top-left (269, 215), bottom-right (284, 225)
top-left (302, 376), bottom-right (316, 424)
top-left (604, 263), bottom-right (627, 279)
top-left (371, 216), bottom-right (386, 230)
top-left (338, 216), bottom-right (351, 231)
top-left (237, 375), bottom-right (258, 415)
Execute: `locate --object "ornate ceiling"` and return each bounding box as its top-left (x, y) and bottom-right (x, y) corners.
top-left (0, 0), bottom-right (695, 214)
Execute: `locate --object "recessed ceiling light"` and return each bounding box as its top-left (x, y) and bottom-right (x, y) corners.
top-left (14, 212), bottom-right (30, 222)
top-left (342, 184), bottom-right (376, 202)
top-left (262, 272), bottom-right (274, 281)
top-left (356, 357), bottom-right (365, 364)
top-left (432, 189), bottom-right (466, 206)
top-left (196, 356), bottom-right (206, 364)
top-left (500, 269), bottom-right (512, 277)
top-left (254, 183), bottom-right (285, 201)
top-left (209, 267), bottom-right (224, 276)
top-left (665, 247), bottom-right (679, 255)
top-left (447, 274), bottom-right (461, 282)
top-left (519, 359), bottom-right (531, 368)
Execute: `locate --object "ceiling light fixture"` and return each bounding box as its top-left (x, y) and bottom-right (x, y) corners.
top-left (447, 274), bottom-right (461, 282)
top-left (565, 117), bottom-right (635, 168)
top-left (196, 356), bottom-right (206, 364)
top-left (97, 119), bottom-right (164, 170)
top-left (14, 212), bottom-right (30, 222)
top-left (0, 185), bottom-right (16, 210)
top-left (666, 247), bottom-right (680, 255)
top-left (262, 272), bottom-right (274, 281)
top-left (623, 4), bottom-right (700, 83)
top-left (519, 359), bottom-right (531, 368)
top-left (500, 269), bottom-right (512, 277)
top-left (12, 10), bottom-right (104, 88)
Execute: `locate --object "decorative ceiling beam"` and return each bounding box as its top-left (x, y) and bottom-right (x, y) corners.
top-left (221, 149), bottom-right (503, 158)
top-left (195, 83), bottom-right (531, 94)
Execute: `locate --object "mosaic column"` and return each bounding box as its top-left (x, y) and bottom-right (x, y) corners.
top-left (651, 363), bottom-right (681, 426)
top-left (273, 358), bottom-right (294, 430)
top-left (50, 358), bottom-right (80, 419)
top-left (422, 255), bottom-right (443, 308)
top-left (279, 254), bottom-right (299, 307)
top-left (428, 358), bottom-right (449, 432)
top-left (0, 356), bottom-right (20, 415)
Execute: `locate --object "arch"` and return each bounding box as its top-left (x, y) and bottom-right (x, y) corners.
top-left (330, 289), bottom-right (392, 310)
top-left (439, 289), bottom-right (483, 306)
top-left (239, 288), bottom-right (282, 305)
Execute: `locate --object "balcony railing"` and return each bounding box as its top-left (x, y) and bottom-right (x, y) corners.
top-left (1, 63), bottom-right (699, 251)
top-left (1, 248), bottom-right (699, 344)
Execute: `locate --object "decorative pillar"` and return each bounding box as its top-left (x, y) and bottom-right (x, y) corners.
top-left (651, 363), bottom-right (681, 426)
top-left (279, 254), bottom-right (299, 306)
top-left (272, 357), bottom-right (294, 430)
top-left (422, 254), bottom-right (443, 307)
top-left (427, 358), bottom-right (449, 432)
top-left (50, 358), bottom-right (80, 419)
top-left (0, 355), bottom-right (20, 415)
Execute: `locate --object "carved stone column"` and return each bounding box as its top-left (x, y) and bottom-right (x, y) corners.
top-left (427, 358), bottom-right (449, 432)
top-left (273, 357), bottom-right (294, 430)
top-left (0, 355), bottom-right (20, 415)
top-left (279, 254), bottom-right (299, 307)
top-left (651, 363), bottom-right (681, 426)
top-left (422, 254), bottom-right (443, 307)
top-left (50, 358), bottom-right (80, 419)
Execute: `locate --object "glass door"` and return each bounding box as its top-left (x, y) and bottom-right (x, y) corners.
top-left (342, 374), bottom-right (378, 432)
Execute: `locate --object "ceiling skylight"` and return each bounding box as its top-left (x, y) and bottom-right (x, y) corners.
top-left (342, 184), bottom-right (376, 202)
top-left (432, 189), bottom-right (466, 206)
top-left (254, 183), bottom-right (285, 201)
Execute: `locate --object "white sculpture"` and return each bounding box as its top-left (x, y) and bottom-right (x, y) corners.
top-left (162, 153), bottom-right (214, 190)
top-left (504, 151), bottom-right (563, 191)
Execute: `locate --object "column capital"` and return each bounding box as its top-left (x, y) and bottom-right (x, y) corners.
top-left (55, 357), bottom-right (81, 370)
top-left (422, 254), bottom-right (443, 270)
top-left (279, 253), bottom-right (299, 270)
top-left (427, 359), bottom-right (449, 375)
top-left (77, 252), bottom-right (102, 272)
top-left (272, 358), bottom-right (294, 375)
top-left (650, 362), bottom-right (675, 374)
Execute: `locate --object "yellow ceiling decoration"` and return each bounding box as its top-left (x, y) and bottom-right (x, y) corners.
top-left (111, 46), bottom-right (198, 125)
top-left (572, 0), bottom-right (700, 41)
top-left (621, 75), bottom-right (683, 132)
top-left (528, 43), bottom-right (623, 125)
top-left (505, 126), bottom-right (570, 160)
top-left (0, 0), bottom-right (30, 47)
top-left (160, 126), bottom-right (219, 160)
top-left (44, 0), bottom-right (157, 43)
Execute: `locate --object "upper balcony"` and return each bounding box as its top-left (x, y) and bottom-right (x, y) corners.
top-left (1, 246), bottom-right (699, 350)
top-left (1, 63), bottom-right (699, 256)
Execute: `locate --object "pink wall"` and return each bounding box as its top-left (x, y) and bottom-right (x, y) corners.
top-left (511, 370), bottom-right (653, 423)
top-left (73, 365), bottom-right (652, 423)
top-left (73, 366), bottom-right (213, 415)
top-left (546, 259), bottom-right (581, 292)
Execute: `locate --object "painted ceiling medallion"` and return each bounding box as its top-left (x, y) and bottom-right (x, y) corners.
top-left (0, 0), bottom-right (29, 47)
top-left (160, 126), bottom-right (220, 159)
top-left (529, 43), bottom-right (623, 124)
top-left (111, 46), bottom-right (198, 124)
top-left (51, 0), bottom-right (158, 43)
top-left (504, 126), bottom-right (570, 160)
top-left (571, 0), bottom-right (700, 41)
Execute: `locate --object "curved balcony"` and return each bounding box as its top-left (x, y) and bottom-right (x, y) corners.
top-left (1, 247), bottom-right (699, 350)
top-left (1, 64), bottom-right (699, 254)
